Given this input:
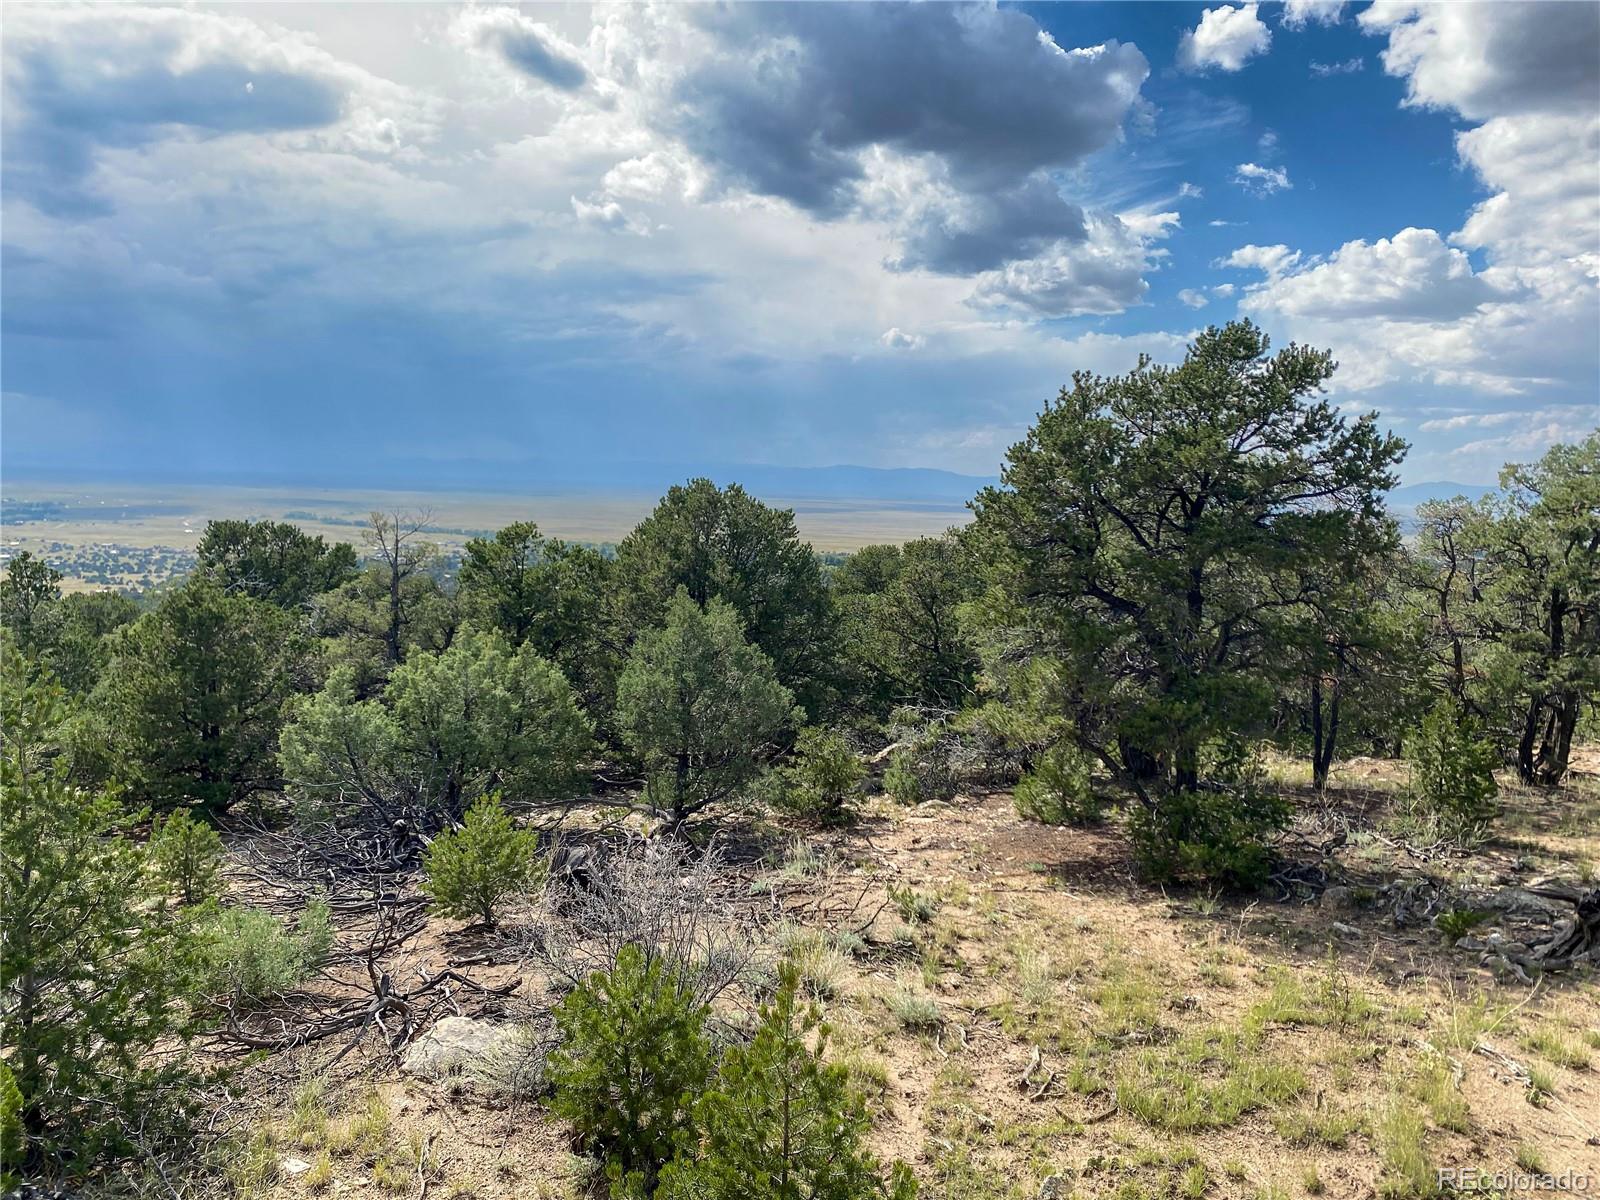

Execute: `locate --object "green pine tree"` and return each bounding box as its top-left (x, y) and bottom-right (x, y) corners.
top-left (1, 648), bottom-right (207, 1181)
top-left (421, 793), bottom-right (539, 926)
top-left (659, 960), bottom-right (916, 1200)
top-left (548, 945), bottom-right (712, 1193)
top-left (150, 808), bottom-right (225, 904)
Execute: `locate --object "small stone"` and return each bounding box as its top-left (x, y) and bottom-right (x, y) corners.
top-left (1039, 1176), bottom-right (1069, 1199)
top-left (281, 1157), bottom-right (313, 1176)
top-left (1331, 921), bottom-right (1360, 937)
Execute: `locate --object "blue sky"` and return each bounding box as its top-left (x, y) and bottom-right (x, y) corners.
top-left (3, 2), bottom-right (1596, 488)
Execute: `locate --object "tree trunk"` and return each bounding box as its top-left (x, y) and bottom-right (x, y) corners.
top-left (1118, 734), bottom-right (1160, 783)
top-left (1517, 694), bottom-right (1544, 784)
top-left (1531, 690), bottom-right (1579, 786)
top-left (1311, 651), bottom-right (1345, 792)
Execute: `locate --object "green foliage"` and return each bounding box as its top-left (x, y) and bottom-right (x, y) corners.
top-left (1127, 752), bottom-right (1288, 888)
top-left (150, 808), bottom-right (225, 904)
top-left (457, 521), bottom-right (617, 721)
top-left (882, 744), bottom-right (955, 806)
top-left (1, 650), bottom-right (208, 1181)
top-left (833, 534), bottom-right (979, 715)
top-left (1, 557), bottom-right (139, 697)
top-left (767, 726), bottom-right (865, 823)
top-left (1402, 697), bottom-right (1498, 841)
top-left (0, 1061), bottom-right (23, 1187)
top-left (0, 551), bottom-right (64, 657)
top-left (968, 320), bottom-right (1405, 800)
top-left (1013, 742), bottom-right (1101, 826)
top-left (1478, 435), bottom-right (1599, 784)
top-left (422, 793), bottom-right (540, 926)
top-left (617, 590), bottom-right (799, 823)
top-left (91, 577), bottom-right (313, 813)
top-left (887, 883), bottom-right (938, 925)
top-left (200, 899), bottom-right (333, 1004)
top-left (195, 518), bottom-right (358, 608)
top-left (656, 961), bottom-right (917, 1200)
top-left (548, 945), bottom-right (712, 1192)
top-left (613, 479), bottom-right (838, 717)
top-left (281, 629), bottom-right (593, 826)
top-left (1434, 908), bottom-right (1492, 943)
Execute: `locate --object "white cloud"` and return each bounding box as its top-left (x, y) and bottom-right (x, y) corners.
top-left (1311, 57), bottom-right (1364, 77)
top-left (1242, 228), bottom-right (1502, 322)
top-left (970, 210), bottom-right (1178, 317)
top-left (1212, 283), bottom-right (1237, 298)
top-left (1282, 1), bottom-right (1347, 30)
top-left (1359, 1), bottom-right (1597, 122)
top-left (1233, 161), bottom-right (1291, 194)
top-left (1219, 243), bottom-right (1303, 277)
top-left (1177, 288), bottom-right (1209, 308)
top-left (1178, 181), bottom-right (1204, 199)
top-left (880, 327), bottom-right (923, 351)
top-left (1222, 0), bottom-right (1599, 415)
top-left (1179, 4), bottom-right (1272, 72)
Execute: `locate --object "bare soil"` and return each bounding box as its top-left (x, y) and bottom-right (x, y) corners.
top-left (229, 756), bottom-right (1600, 1200)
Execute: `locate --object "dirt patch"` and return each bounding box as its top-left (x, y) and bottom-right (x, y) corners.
top-left (229, 767), bottom-right (1600, 1200)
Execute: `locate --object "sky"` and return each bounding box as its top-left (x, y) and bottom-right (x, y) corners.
top-left (2, 1), bottom-right (1597, 489)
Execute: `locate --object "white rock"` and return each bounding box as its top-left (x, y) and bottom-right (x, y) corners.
top-left (401, 1015), bottom-right (520, 1080)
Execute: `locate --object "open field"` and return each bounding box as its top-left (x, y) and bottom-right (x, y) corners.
top-left (220, 754), bottom-right (1600, 1200)
top-left (0, 480), bottom-right (972, 590)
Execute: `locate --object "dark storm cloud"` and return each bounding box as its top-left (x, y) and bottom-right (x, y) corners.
top-left (2, 22), bottom-right (345, 215)
top-left (660, 3), bottom-right (1147, 272)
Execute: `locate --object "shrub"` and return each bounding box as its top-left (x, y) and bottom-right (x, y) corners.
top-left (547, 945), bottom-right (712, 1193)
top-left (3, 654), bottom-right (211, 1182)
top-left (202, 899), bottom-right (333, 1004)
top-left (1013, 743), bottom-right (1101, 825)
top-left (1401, 698), bottom-right (1498, 841)
top-left (769, 727), bottom-right (865, 823)
top-left (887, 883), bottom-right (938, 925)
top-left (657, 961), bottom-right (917, 1200)
top-left (1434, 908), bottom-right (1491, 943)
top-left (1128, 782), bottom-right (1289, 890)
top-left (883, 747), bottom-right (954, 806)
top-left (149, 809), bottom-right (225, 904)
top-left (422, 794), bottom-right (539, 927)
top-left (885, 974), bottom-right (941, 1031)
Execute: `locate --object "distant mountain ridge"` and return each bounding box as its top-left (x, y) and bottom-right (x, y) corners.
top-left (2, 462), bottom-right (1495, 511)
top-left (3, 460), bottom-right (999, 505)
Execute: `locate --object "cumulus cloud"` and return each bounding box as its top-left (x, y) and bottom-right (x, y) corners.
top-left (1232, 161), bottom-right (1291, 194)
top-left (880, 327), bottom-right (923, 350)
top-left (1282, 1), bottom-right (1347, 30)
top-left (1228, 0), bottom-right (1600, 408)
top-left (1219, 243), bottom-right (1302, 277)
top-left (1179, 5), bottom-right (1271, 73)
top-left (970, 210), bottom-right (1175, 317)
top-left (1177, 288), bottom-right (1209, 308)
top-left (1242, 228), bottom-right (1502, 322)
top-left (1359, 1), bottom-right (1598, 122)
top-left (652, 7), bottom-right (1146, 209)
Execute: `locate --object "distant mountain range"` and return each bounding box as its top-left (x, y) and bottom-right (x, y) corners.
top-left (3, 460), bottom-right (1497, 512)
top-left (4, 460), bottom-right (999, 506)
